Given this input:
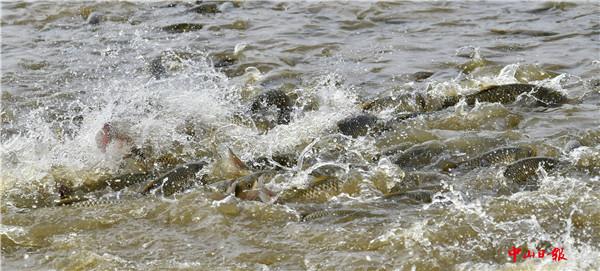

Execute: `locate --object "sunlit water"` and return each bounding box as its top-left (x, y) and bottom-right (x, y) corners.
top-left (1, 1), bottom-right (599, 270)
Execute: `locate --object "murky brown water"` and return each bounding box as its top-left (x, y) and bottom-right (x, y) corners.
top-left (1, 1), bottom-right (599, 270)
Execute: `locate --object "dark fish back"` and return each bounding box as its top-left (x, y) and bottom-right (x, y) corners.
top-left (141, 161), bottom-right (207, 196)
top-left (465, 84), bottom-right (566, 106)
top-left (504, 157), bottom-right (560, 183)
top-left (457, 146), bottom-right (535, 169)
top-left (300, 209), bottom-right (359, 222)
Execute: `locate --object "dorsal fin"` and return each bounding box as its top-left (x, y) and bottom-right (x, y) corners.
top-left (228, 147), bottom-right (248, 171)
top-left (225, 180), bottom-right (239, 195)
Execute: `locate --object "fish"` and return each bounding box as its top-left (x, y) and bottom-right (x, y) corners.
top-left (337, 113), bottom-right (381, 138)
top-left (71, 172), bottom-right (154, 196)
top-left (360, 92), bottom-right (457, 113)
top-left (54, 195), bottom-right (144, 208)
top-left (383, 189), bottom-right (436, 203)
top-left (300, 209), bottom-right (362, 222)
top-left (411, 71), bottom-right (434, 81)
top-left (141, 161), bottom-right (207, 196)
top-left (381, 112), bottom-right (424, 132)
top-left (161, 23), bottom-right (204, 33)
top-left (275, 176), bottom-right (345, 204)
top-left (380, 142), bottom-right (414, 157)
top-left (210, 51), bottom-right (238, 68)
top-left (187, 3), bottom-right (220, 14)
top-left (69, 198), bottom-right (127, 208)
top-left (98, 172), bottom-right (155, 192)
top-left (389, 171), bottom-right (448, 193)
top-left (54, 195), bottom-right (87, 206)
top-left (392, 140), bottom-right (446, 170)
top-left (56, 197), bottom-right (125, 208)
top-left (464, 84), bottom-right (567, 106)
top-left (250, 89), bottom-right (293, 131)
top-left (490, 28), bottom-right (559, 37)
top-left (360, 93), bottom-right (419, 112)
top-left (579, 128), bottom-right (600, 147)
top-left (442, 146), bottom-right (535, 172)
top-left (209, 170), bottom-right (278, 193)
top-left (503, 157), bottom-right (560, 183)
top-left (205, 148), bottom-right (252, 183)
top-left (86, 12), bottom-right (102, 25)
top-left (415, 93), bottom-right (460, 112)
top-left (207, 169), bottom-right (279, 202)
top-left (53, 168), bottom-right (154, 200)
top-left (232, 179), bottom-right (276, 202)
top-left (563, 140), bottom-right (582, 154)
top-left (246, 153), bottom-right (297, 170)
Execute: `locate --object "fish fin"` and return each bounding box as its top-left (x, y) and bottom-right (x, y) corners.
top-left (225, 180), bottom-right (239, 195)
top-left (228, 148), bottom-right (249, 171)
top-left (251, 179), bottom-right (273, 203)
top-left (251, 178), bottom-right (262, 190)
top-left (258, 187), bottom-right (275, 203)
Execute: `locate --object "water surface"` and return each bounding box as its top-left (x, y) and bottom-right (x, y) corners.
top-left (1, 1), bottom-right (599, 270)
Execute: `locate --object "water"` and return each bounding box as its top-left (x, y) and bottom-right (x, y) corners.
top-left (1, 1), bottom-right (599, 270)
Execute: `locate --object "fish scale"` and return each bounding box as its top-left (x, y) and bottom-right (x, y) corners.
top-left (141, 161), bottom-right (207, 196)
top-left (465, 84), bottom-right (567, 106)
top-left (448, 146), bottom-right (535, 171)
top-left (54, 194), bottom-right (146, 208)
top-left (383, 189), bottom-right (435, 203)
top-left (503, 157), bottom-right (560, 183)
top-left (69, 198), bottom-right (127, 208)
top-left (276, 177), bottom-right (344, 204)
top-left (300, 209), bottom-right (359, 222)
